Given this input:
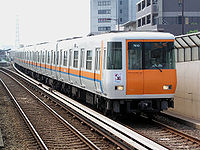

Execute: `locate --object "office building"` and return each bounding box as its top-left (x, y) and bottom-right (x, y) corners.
top-left (136, 0), bottom-right (200, 35)
top-left (90, 0), bottom-right (140, 34)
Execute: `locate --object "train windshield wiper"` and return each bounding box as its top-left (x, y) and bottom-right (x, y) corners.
top-left (152, 65), bottom-right (162, 72)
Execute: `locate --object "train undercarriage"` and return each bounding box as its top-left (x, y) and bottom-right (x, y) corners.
top-left (15, 63), bottom-right (174, 116)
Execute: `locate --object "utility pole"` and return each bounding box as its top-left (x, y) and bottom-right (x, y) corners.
top-left (178, 0), bottom-right (184, 35)
top-left (181, 0), bottom-right (184, 35)
top-left (15, 15), bottom-right (20, 49)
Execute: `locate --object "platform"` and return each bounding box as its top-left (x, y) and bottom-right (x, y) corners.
top-left (163, 110), bottom-right (200, 129)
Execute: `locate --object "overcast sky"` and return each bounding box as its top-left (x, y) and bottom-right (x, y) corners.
top-left (0, 0), bottom-right (90, 48)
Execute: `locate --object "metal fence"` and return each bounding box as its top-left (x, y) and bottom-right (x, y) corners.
top-left (174, 32), bottom-right (200, 62)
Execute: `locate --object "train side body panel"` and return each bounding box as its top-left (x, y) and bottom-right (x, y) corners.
top-left (13, 32), bottom-right (177, 114)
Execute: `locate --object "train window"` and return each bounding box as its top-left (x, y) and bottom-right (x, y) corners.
top-left (69, 49), bottom-right (72, 67)
top-left (32, 52), bottom-right (34, 62)
top-left (40, 51), bottom-right (42, 62)
top-left (95, 48), bottom-right (101, 70)
top-left (35, 52), bottom-right (37, 62)
top-left (33, 52), bottom-right (35, 62)
top-left (36, 52), bottom-right (38, 62)
top-left (60, 50), bottom-right (62, 66)
top-left (128, 42), bottom-right (142, 70)
top-left (37, 51), bottom-right (40, 62)
top-left (144, 42), bottom-right (175, 69)
top-left (80, 49), bottom-right (85, 68)
top-left (53, 52), bottom-right (56, 65)
top-left (32, 51), bottom-right (35, 62)
top-left (29, 52), bottom-right (31, 61)
top-left (73, 51), bottom-right (79, 68)
top-left (86, 50), bottom-right (92, 70)
top-left (107, 42), bottom-right (122, 69)
top-left (47, 51), bottom-right (50, 64)
top-left (42, 51), bottom-right (45, 63)
top-left (51, 50), bottom-right (53, 64)
top-left (103, 48), bottom-right (106, 69)
top-left (45, 50), bottom-right (47, 64)
top-left (56, 51), bottom-right (59, 65)
top-left (40, 51), bottom-right (42, 63)
top-left (63, 51), bottom-right (68, 66)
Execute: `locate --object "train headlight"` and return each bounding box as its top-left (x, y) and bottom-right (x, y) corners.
top-left (163, 85), bottom-right (172, 90)
top-left (115, 85), bottom-right (124, 91)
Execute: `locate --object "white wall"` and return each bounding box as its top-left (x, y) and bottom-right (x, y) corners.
top-left (171, 61), bottom-right (200, 120)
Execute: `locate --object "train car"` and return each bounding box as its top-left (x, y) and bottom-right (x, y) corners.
top-left (13, 32), bottom-right (177, 115)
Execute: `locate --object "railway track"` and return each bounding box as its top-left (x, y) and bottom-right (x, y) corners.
top-left (0, 66), bottom-right (170, 150)
top-left (2, 64), bottom-right (199, 149)
top-left (122, 115), bottom-right (200, 149)
top-left (152, 119), bottom-right (200, 149)
top-left (2, 66), bottom-right (200, 150)
top-left (0, 80), bottom-right (40, 149)
top-left (0, 70), bottom-right (102, 149)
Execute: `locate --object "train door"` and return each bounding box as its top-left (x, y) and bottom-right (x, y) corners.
top-left (45, 50), bottom-right (47, 71)
top-left (58, 49), bottom-right (62, 80)
top-left (50, 50), bottom-right (53, 76)
top-left (46, 51), bottom-right (50, 74)
top-left (63, 50), bottom-right (69, 82)
top-left (94, 48), bottom-right (101, 93)
top-left (68, 49), bottom-right (72, 82)
top-left (42, 50), bottom-right (45, 73)
top-left (79, 48), bottom-right (85, 86)
top-left (40, 50), bottom-right (42, 71)
top-left (37, 51), bottom-right (39, 72)
top-left (55, 50), bottom-right (59, 80)
top-left (126, 40), bottom-right (144, 95)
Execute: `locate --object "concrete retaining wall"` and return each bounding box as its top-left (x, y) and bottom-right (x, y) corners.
top-left (170, 61), bottom-right (200, 120)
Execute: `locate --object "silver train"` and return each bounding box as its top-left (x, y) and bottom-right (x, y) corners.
top-left (13, 32), bottom-right (177, 115)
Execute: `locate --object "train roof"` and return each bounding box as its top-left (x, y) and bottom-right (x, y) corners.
top-left (86, 31), bottom-right (175, 41)
top-left (17, 32), bottom-right (175, 50)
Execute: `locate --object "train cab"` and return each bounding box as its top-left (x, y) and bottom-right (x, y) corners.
top-left (103, 33), bottom-right (177, 113)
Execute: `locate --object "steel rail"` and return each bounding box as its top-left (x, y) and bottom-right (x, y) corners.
top-left (4, 67), bottom-right (135, 149)
top-left (0, 78), bottom-right (48, 150)
top-left (152, 119), bottom-right (200, 145)
top-left (4, 67), bottom-right (144, 149)
top-left (5, 66), bottom-right (168, 150)
top-left (0, 70), bottom-right (100, 150)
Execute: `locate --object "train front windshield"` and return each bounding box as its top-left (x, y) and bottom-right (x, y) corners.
top-left (128, 42), bottom-right (175, 70)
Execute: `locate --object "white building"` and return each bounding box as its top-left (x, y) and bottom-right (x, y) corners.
top-left (90, 0), bottom-right (140, 35)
